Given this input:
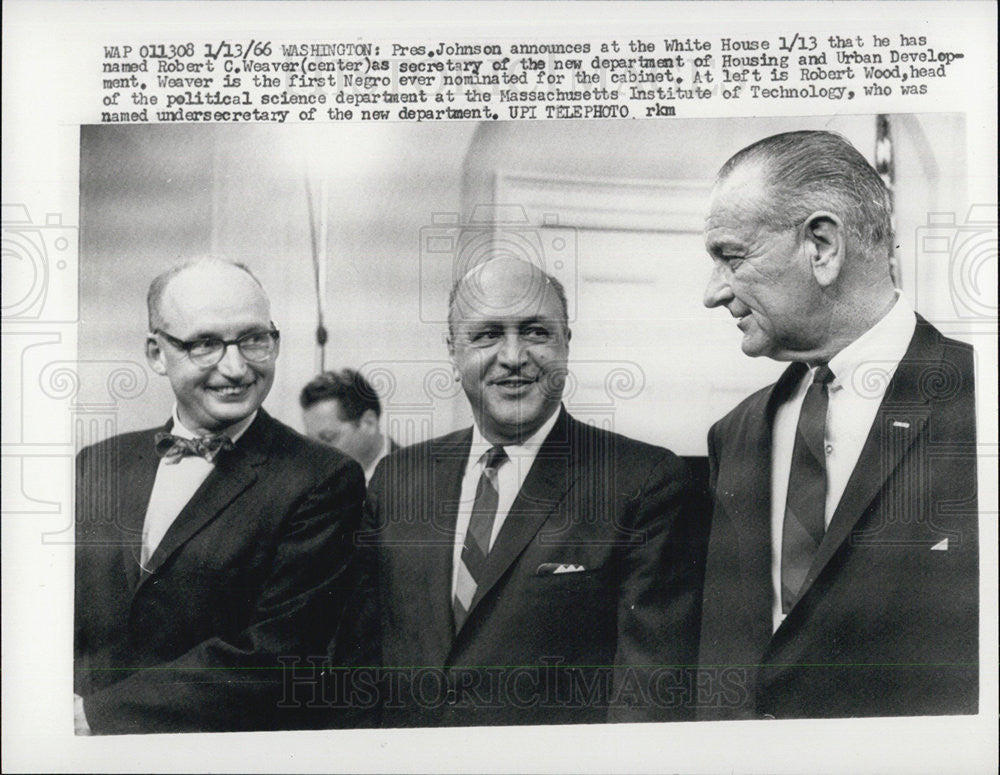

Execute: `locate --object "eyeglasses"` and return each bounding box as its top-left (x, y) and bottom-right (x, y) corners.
top-left (154, 327), bottom-right (280, 368)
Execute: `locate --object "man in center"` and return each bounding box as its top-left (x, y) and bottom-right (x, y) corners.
top-left (358, 255), bottom-right (705, 726)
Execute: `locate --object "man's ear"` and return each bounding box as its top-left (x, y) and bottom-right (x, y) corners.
top-left (802, 211), bottom-right (845, 288)
top-left (360, 408), bottom-right (380, 431)
top-left (145, 334), bottom-right (168, 376)
top-left (446, 335), bottom-right (461, 381)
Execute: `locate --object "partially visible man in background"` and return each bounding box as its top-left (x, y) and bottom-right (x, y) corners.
top-left (300, 368), bottom-right (397, 483)
top-left (698, 130), bottom-right (978, 720)
top-left (74, 257), bottom-right (365, 734)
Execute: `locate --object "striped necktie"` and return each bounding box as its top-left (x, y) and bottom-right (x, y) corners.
top-left (781, 364), bottom-right (833, 614)
top-left (453, 445), bottom-right (508, 632)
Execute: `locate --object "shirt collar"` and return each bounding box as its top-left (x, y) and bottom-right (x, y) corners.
top-left (468, 406), bottom-right (562, 465)
top-left (170, 406), bottom-right (258, 443)
top-left (826, 292), bottom-right (916, 391)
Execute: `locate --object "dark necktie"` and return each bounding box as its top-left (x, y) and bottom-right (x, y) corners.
top-left (154, 431), bottom-right (234, 464)
top-left (781, 364), bottom-right (833, 614)
top-left (453, 445), bottom-right (508, 632)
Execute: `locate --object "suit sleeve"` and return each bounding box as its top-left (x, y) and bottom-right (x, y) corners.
top-left (608, 450), bottom-right (708, 723)
top-left (82, 457), bottom-right (366, 734)
top-left (706, 422), bottom-right (720, 498)
top-left (320, 460), bottom-right (385, 728)
top-left (336, 459), bottom-right (384, 668)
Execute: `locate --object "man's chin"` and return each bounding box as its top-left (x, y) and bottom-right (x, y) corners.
top-left (202, 400), bottom-right (260, 429)
top-left (481, 400), bottom-right (558, 442)
top-left (739, 333), bottom-right (772, 359)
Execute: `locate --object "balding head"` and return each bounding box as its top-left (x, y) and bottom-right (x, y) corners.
top-left (147, 257), bottom-right (267, 332)
top-left (447, 257), bottom-right (570, 340)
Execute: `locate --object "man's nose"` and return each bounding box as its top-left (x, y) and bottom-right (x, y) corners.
top-left (215, 343), bottom-right (249, 377)
top-left (496, 333), bottom-right (527, 367)
top-left (703, 262), bottom-right (733, 309)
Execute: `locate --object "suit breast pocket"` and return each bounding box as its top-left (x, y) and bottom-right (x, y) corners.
top-left (522, 556), bottom-right (617, 647)
top-left (528, 553), bottom-right (613, 592)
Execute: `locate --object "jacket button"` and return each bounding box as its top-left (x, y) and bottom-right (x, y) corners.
top-left (445, 689), bottom-right (458, 705)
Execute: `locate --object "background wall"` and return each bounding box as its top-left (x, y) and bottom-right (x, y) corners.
top-left (78, 115), bottom-right (971, 455)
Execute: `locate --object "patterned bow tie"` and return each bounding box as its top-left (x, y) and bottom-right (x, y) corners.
top-left (154, 431), bottom-right (234, 464)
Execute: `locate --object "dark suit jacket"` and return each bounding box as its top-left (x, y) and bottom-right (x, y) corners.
top-left (352, 407), bottom-right (706, 727)
top-left (698, 316), bottom-right (978, 719)
top-left (74, 409), bottom-right (366, 734)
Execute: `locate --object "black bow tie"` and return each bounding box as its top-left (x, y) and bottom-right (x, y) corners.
top-left (154, 431), bottom-right (234, 464)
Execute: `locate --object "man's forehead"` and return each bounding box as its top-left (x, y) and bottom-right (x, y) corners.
top-left (715, 162), bottom-right (768, 202)
top-left (707, 167), bottom-right (770, 232)
top-left (452, 286), bottom-right (561, 325)
top-left (453, 310), bottom-right (554, 330)
top-left (307, 398), bottom-right (347, 420)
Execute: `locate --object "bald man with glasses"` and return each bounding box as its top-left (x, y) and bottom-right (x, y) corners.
top-left (74, 258), bottom-right (366, 734)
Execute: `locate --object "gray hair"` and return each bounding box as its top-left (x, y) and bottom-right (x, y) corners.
top-left (718, 130), bottom-right (893, 261)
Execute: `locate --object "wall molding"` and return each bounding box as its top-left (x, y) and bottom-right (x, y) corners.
top-left (495, 169), bottom-right (712, 233)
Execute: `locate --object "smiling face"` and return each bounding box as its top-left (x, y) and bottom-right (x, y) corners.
top-left (703, 165), bottom-right (825, 361)
top-left (448, 258), bottom-right (570, 444)
top-left (146, 262), bottom-right (277, 435)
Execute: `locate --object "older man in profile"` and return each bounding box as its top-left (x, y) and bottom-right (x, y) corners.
top-left (354, 255), bottom-right (705, 727)
top-left (74, 258), bottom-right (365, 734)
top-left (698, 130), bottom-right (978, 719)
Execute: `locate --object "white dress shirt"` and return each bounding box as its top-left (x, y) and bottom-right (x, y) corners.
top-left (769, 294), bottom-right (916, 631)
top-left (450, 409), bottom-right (561, 599)
top-left (140, 408), bottom-right (256, 568)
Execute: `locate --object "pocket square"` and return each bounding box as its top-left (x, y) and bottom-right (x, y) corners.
top-left (930, 538), bottom-right (948, 551)
top-left (536, 562), bottom-right (586, 575)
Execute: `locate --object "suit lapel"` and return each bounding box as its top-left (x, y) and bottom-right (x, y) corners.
top-left (133, 412), bottom-right (271, 589)
top-left (723, 365), bottom-right (806, 656)
top-left (118, 428), bottom-right (162, 592)
top-left (464, 410), bottom-right (577, 623)
top-left (798, 322), bottom-right (936, 595)
top-left (424, 431), bottom-right (470, 648)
